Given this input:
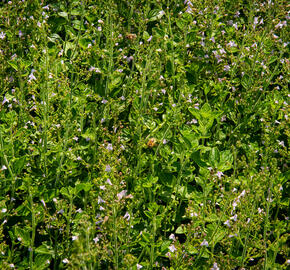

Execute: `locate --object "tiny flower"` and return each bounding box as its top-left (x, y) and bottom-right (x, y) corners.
top-left (105, 165), bottom-right (111, 172)
top-left (211, 262), bottom-right (220, 270)
top-left (169, 244), bottom-right (177, 252)
top-left (230, 214), bottom-right (237, 222)
top-left (73, 136), bottom-right (78, 141)
top-left (224, 65), bottom-right (230, 71)
top-left (98, 19), bottom-right (104, 24)
top-left (1, 208), bottom-right (7, 213)
top-left (137, 264), bottom-right (143, 269)
top-left (1, 165), bottom-right (7, 170)
top-left (0, 32), bottom-right (6, 40)
top-left (124, 212), bottom-right (130, 221)
top-left (93, 236), bottom-right (99, 243)
top-left (97, 26), bottom-right (102, 31)
top-left (277, 140), bottom-right (285, 147)
top-left (98, 196), bottom-right (105, 204)
top-left (117, 190), bottom-right (127, 200)
top-left (216, 171), bottom-right (224, 179)
top-left (169, 234), bottom-right (175, 240)
top-left (224, 220), bottom-right (231, 227)
top-left (200, 239), bottom-right (209, 247)
top-left (99, 206), bottom-right (105, 211)
top-left (106, 178), bottom-right (112, 185)
top-left (147, 35), bottom-right (152, 42)
top-left (62, 258), bottom-right (69, 264)
top-left (72, 235), bottom-right (78, 241)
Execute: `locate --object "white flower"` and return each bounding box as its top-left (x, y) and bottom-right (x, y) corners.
top-left (62, 258), bottom-right (69, 264)
top-left (137, 264), bottom-right (143, 269)
top-left (106, 178), bottom-right (112, 185)
top-left (93, 236), bottom-right (99, 243)
top-left (1, 165), bottom-right (7, 170)
top-left (1, 208), bottom-right (7, 213)
top-left (97, 26), bottom-right (102, 31)
top-left (147, 35), bottom-right (152, 42)
top-left (72, 235), bottom-right (78, 241)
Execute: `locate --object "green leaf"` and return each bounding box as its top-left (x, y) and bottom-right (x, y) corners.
top-left (161, 240), bottom-right (171, 254)
top-left (13, 156), bottom-right (26, 174)
top-left (8, 60), bottom-right (19, 71)
top-left (176, 226), bottom-right (187, 234)
top-left (35, 245), bottom-right (54, 255)
top-left (78, 38), bottom-right (91, 49)
top-left (34, 254), bottom-right (51, 270)
top-left (209, 147), bottom-right (220, 168)
top-left (15, 227), bottom-right (30, 247)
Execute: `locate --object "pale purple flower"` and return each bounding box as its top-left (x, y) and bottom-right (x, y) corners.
top-left (137, 264), bottom-right (143, 269)
top-left (230, 214), bottom-right (237, 222)
top-left (98, 196), bottom-right (105, 204)
top-left (93, 236), bottom-right (99, 243)
top-left (97, 26), bottom-right (102, 31)
top-left (216, 171), bottom-right (224, 179)
top-left (224, 220), bottom-right (231, 227)
top-left (28, 72), bottom-right (36, 82)
top-left (228, 41), bottom-right (237, 47)
top-left (106, 178), bottom-right (112, 185)
top-left (105, 165), bottom-right (111, 172)
top-left (200, 239), bottom-right (209, 247)
top-left (211, 262), bottom-right (220, 270)
top-left (169, 244), bottom-right (177, 252)
top-left (2, 96), bottom-right (8, 105)
top-left (224, 65), bottom-right (230, 71)
top-left (0, 32), bottom-right (6, 39)
top-left (117, 190), bottom-right (127, 200)
top-left (1, 165), bottom-right (7, 170)
top-left (169, 234), bottom-right (175, 240)
top-left (147, 35), bottom-right (152, 42)
top-left (106, 143), bottom-right (113, 151)
top-left (124, 212), bottom-right (130, 221)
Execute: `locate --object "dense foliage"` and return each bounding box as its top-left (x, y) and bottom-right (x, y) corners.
top-left (0, 0), bottom-right (289, 269)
